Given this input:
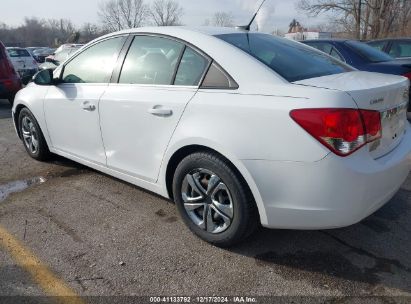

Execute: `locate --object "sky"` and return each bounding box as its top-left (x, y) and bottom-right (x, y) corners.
top-left (0, 0), bottom-right (328, 33)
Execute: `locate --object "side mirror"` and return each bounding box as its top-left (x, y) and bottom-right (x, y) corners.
top-left (33, 69), bottom-right (56, 86)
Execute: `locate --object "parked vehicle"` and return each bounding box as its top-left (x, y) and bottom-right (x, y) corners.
top-left (12, 28), bottom-right (411, 246)
top-left (301, 39), bottom-right (411, 111)
top-left (32, 48), bottom-right (55, 63)
top-left (6, 47), bottom-right (38, 84)
top-left (26, 47), bottom-right (44, 62)
top-left (0, 41), bottom-right (22, 105)
top-left (367, 38), bottom-right (411, 59)
top-left (39, 46), bottom-right (81, 70)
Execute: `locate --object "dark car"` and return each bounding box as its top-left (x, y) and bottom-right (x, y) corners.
top-left (33, 47), bottom-right (55, 63)
top-left (367, 38), bottom-right (411, 59)
top-left (301, 39), bottom-right (411, 110)
top-left (0, 41), bottom-right (22, 105)
top-left (26, 47), bottom-right (47, 62)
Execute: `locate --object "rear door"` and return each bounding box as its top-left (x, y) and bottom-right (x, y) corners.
top-left (99, 35), bottom-right (210, 182)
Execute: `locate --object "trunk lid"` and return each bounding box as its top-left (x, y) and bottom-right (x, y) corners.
top-left (294, 71), bottom-right (409, 159)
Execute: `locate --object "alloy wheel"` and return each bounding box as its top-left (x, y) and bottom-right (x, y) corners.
top-left (181, 168), bottom-right (234, 234)
top-left (21, 116), bottom-right (39, 154)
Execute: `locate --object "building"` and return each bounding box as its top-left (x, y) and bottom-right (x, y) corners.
top-left (284, 31), bottom-right (332, 41)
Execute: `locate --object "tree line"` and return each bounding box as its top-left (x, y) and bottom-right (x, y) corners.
top-left (299, 0), bottom-right (411, 39)
top-left (0, 0), bottom-right (184, 47)
top-left (0, 18), bottom-right (104, 47)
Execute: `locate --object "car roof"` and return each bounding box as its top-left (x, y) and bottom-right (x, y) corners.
top-left (302, 39), bottom-right (349, 43)
top-left (100, 26), bottom-right (250, 40)
top-left (368, 38), bottom-right (411, 42)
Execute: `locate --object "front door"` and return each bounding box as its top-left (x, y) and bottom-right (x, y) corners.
top-left (44, 36), bottom-right (127, 164)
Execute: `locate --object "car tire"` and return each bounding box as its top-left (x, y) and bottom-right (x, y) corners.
top-left (173, 151), bottom-right (259, 247)
top-left (18, 108), bottom-right (51, 161)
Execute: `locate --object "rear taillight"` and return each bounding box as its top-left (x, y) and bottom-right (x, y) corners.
top-left (290, 108), bottom-right (382, 157)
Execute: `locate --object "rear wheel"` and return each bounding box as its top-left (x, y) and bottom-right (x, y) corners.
top-left (18, 108), bottom-right (51, 161)
top-left (173, 151), bottom-right (258, 247)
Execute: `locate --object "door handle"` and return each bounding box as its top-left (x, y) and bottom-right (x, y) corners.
top-left (148, 106), bottom-right (173, 117)
top-left (82, 101), bottom-right (96, 112)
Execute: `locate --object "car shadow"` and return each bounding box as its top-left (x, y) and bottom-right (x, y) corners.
top-left (227, 187), bottom-right (411, 293)
top-left (46, 150), bottom-right (411, 293)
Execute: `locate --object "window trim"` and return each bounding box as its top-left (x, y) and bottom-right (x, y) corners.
top-left (329, 46), bottom-right (346, 63)
top-left (111, 32), bottom-right (237, 90)
top-left (170, 45), bottom-right (187, 85)
top-left (200, 61), bottom-right (239, 90)
top-left (59, 34), bottom-right (129, 84)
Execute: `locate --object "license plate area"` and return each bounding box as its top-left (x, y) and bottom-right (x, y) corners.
top-left (381, 103), bottom-right (407, 141)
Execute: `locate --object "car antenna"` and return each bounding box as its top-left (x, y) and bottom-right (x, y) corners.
top-left (236, 0), bottom-right (267, 31)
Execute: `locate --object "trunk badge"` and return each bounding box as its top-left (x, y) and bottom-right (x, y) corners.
top-left (370, 98), bottom-right (384, 105)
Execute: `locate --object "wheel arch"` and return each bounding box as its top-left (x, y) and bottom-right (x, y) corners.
top-left (163, 143), bottom-right (268, 225)
top-left (13, 103), bottom-right (27, 139)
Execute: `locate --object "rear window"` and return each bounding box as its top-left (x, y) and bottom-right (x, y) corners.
top-left (345, 41), bottom-right (393, 62)
top-left (7, 49), bottom-right (31, 58)
top-left (215, 33), bottom-right (351, 82)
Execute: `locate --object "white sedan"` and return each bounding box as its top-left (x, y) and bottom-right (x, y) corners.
top-left (12, 27), bottom-right (411, 246)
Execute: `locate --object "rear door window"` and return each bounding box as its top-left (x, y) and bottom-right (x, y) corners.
top-left (367, 41), bottom-right (387, 51)
top-left (389, 41), bottom-right (411, 58)
top-left (216, 33), bottom-right (352, 82)
top-left (119, 36), bottom-right (184, 85)
top-left (174, 47), bottom-right (210, 86)
top-left (304, 42), bottom-right (344, 61)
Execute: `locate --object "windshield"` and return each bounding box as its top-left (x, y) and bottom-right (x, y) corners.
top-left (345, 40), bottom-right (393, 62)
top-left (7, 48), bottom-right (31, 58)
top-left (215, 33), bottom-right (352, 82)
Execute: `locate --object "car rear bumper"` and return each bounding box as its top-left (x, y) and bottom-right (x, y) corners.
top-left (243, 124), bottom-right (411, 229)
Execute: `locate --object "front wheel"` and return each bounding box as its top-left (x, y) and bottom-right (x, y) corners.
top-left (173, 152), bottom-right (258, 247)
top-left (18, 108), bottom-right (51, 161)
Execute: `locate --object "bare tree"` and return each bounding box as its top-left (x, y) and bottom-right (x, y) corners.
top-left (298, 0), bottom-right (411, 39)
top-left (298, 0), bottom-right (363, 38)
top-left (150, 0), bottom-right (184, 26)
top-left (98, 0), bottom-right (148, 32)
top-left (209, 12), bottom-right (234, 27)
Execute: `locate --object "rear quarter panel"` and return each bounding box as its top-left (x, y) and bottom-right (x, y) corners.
top-left (161, 84), bottom-right (359, 224)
